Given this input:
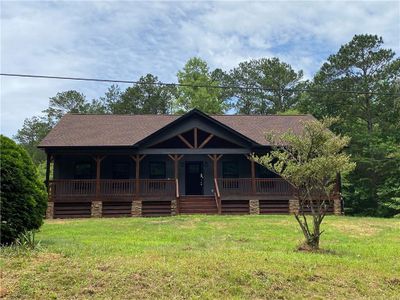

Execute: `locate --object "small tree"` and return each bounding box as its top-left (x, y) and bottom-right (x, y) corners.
top-left (0, 135), bottom-right (47, 245)
top-left (253, 118), bottom-right (355, 250)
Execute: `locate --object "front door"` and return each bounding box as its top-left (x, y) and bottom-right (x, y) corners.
top-left (185, 161), bottom-right (204, 195)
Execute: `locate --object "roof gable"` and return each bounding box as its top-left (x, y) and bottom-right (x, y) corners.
top-left (136, 109), bottom-right (257, 149)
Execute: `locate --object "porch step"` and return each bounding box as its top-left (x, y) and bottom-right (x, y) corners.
top-left (179, 195), bottom-right (218, 214)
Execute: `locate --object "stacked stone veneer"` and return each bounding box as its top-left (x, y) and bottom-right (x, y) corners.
top-left (131, 200), bottom-right (142, 217)
top-left (46, 202), bottom-right (54, 219)
top-left (289, 199), bottom-right (300, 214)
top-left (249, 199), bottom-right (260, 215)
top-left (91, 201), bottom-right (102, 217)
top-left (171, 199), bottom-right (178, 216)
top-left (333, 198), bottom-right (342, 216)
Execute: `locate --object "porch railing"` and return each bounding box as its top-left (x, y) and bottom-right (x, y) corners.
top-left (217, 178), bottom-right (295, 197)
top-left (49, 179), bottom-right (176, 201)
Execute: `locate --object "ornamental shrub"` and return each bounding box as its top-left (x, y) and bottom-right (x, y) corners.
top-left (0, 135), bottom-right (47, 245)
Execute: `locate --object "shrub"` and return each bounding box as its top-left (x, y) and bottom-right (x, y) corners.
top-left (0, 135), bottom-right (47, 245)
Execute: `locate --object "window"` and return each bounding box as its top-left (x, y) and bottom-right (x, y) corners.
top-left (112, 162), bottom-right (129, 179)
top-left (74, 162), bottom-right (93, 179)
top-left (149, 161), bottom-right (166, 179)
top-left (222, 161), bottom-right (239, 178)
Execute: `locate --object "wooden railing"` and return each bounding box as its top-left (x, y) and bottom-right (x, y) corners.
top-left (217, 178), bottom-right (295, 197)
top-left (100, 179), bottom-right (136, 196)
top-left (139, 179), bottom-right (175, 197)
top-left (49, 179), bottom-right (176, 201)
top-left (213, 178), bottom-right (221, 214)
top-left (49, 179), bottom-right (96, 199)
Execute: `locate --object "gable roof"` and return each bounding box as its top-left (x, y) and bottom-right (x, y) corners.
top-left (38, 109), bottom-right (316, 148)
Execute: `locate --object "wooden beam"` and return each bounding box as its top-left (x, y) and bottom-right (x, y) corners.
top-left (208, 154), bottom-right (223, 179)
top-left (198, 134), bottom-right (214, 148)
top-left (168, 154), bottom-right (184, 179)
top-left (251, 159), bottom-right (256, 194)
top-left (94, 155), bottom-right (106, 201)
top-left (45, 153), bottom-right (51, 192)
top-left (140, 148), bottom-right (250, 155)
top-left (194, 128), bottom-right (198, 148)
top-left (130, 155), bottom-right (146, 197)
top-left (178, 134), bottom-right (194, 149)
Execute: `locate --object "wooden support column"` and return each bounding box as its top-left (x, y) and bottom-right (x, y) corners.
top-left (208, 154), bottom-right (223, 179)
top-left (45, 153), bottom-right (51, 192)
top-left (131, 155), bottom-right (146, 198)
top-left (92, 155), bottom-right (106, 218)
top-left (168, 154), bottom-right (184, 180)
top-left (94, 155), bottom-right (106, 200)
top-left (168, 154), bottom-right (183, 215)
top-left (251, 159), bottom-right (256, 195)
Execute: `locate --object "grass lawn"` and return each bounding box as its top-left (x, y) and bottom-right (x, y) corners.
top-left (1, 215), bottom-right (399, 299)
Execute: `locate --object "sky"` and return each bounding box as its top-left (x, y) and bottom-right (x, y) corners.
top-left (1, 1), bottom-right (399, 137)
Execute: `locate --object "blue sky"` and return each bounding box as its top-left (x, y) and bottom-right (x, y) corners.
top-left (1, 1), bottom-right (399, 137)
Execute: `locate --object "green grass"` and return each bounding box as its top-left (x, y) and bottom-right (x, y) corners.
top-left (1, 215), bottom-right (399, 299)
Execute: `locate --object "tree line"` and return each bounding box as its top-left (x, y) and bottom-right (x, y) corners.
top-left (15, 34), bottom-right (400, 217)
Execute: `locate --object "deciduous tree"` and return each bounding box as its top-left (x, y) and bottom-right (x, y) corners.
top-left (253, 118), bottom-right (355, 250)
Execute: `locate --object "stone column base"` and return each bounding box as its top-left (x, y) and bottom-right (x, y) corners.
top-left (131, 200), bottom-right (142, 217)
top-left (289, 199), bottom-right (299, 214)
top-left (249, 199), bottom-right (260, 215)
top-left (91, 201), bottom-right (102, 218)
top-left (171, 199), bottom-right (178, 216)
top-left (333, 198), bottom-right (342, 216)
top-left (46, 202), bottom-right (54, 219)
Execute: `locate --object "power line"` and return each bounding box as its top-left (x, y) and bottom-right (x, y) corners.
top-left (1, 73), bottom-right (399, 96)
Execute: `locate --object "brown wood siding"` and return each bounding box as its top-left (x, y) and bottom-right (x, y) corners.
top-left (142, 201), bottom-right (172, 217)
top-left (259, 200), bottom-right (289, 214)
top-left (221, 200), bottom-right (249, 215)
top-left (102, 201), bottom-right (132, 217)
top-left (54, 202), bottom-right (91, 218)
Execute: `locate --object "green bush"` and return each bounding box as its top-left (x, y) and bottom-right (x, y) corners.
top-left (0, 135), bottom-right (47, 245)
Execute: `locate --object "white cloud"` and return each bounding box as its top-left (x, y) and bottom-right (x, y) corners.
top-left (1, 1), bottom-right (399, 137)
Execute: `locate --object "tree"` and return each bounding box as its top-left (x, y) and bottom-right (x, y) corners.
top-left (228, 58), bottom-right (304, 114)
top-left (0, 135), bottom-right (47, 245)
top-left (300, 34), bottom-right (400, 217)
top-left (111, 74), bottom-right (176, 114)
top-left (15, 90), bottom-right (94, 165)
top-left (253, 118), bottom-right (355, 250)
top-left (98, 84), bottom-right (122, 113)
top-left (176, 57), bottom-right (228, 114)
top-left (309, 34), bottom-right (399, 133)
top-left (43, 90), bottom-right (89, 126)
top-left (14, 116), bottom-right (52, 164)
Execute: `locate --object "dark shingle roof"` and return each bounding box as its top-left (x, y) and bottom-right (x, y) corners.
top-left (38, 112), bottom-right (316, 147)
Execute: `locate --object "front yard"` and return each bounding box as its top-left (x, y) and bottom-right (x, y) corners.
top-left (1, 215), bottom-right (399, 299)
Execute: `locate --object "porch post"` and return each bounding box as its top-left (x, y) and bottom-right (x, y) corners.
top-left (131, 155), bottom-right (146, 217)
top-left (168, 154), bottom-right (183, 215)
top-left (208, 154), bottom-right (222, 179)
top-left (45, 153), bottom-right (51, 192)
top-left (92, 155), bottom-right (105, 218)
top-left (251, 159), bottom-right (256, 195)
top-left (45, 153), bottom-right (54, 219)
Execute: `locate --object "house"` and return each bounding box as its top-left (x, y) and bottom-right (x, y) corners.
top-left (39, 109), bottom-right (342, 218)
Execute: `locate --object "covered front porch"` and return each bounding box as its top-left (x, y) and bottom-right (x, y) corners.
top-left (46, 151), bottom-right (301, 218)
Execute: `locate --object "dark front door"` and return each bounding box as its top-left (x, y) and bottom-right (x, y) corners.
top-left (185, 161), bottom-right (204, 195)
